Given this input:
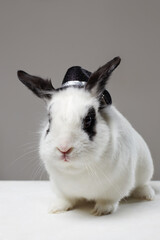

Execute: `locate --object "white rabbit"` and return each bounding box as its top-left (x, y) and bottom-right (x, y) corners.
top-left (17, 57), bottom-right (154, 215)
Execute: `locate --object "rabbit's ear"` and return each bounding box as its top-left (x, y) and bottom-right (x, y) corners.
top-left (85, 57), bottom-right (121, 97)
top-left (17, 71), bottom-right (54, 100)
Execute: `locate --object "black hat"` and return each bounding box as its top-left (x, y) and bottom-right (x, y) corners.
top-left (62, 66), bottom-right (112, 105)
top-left (62, 66), bottom-right (91, 85)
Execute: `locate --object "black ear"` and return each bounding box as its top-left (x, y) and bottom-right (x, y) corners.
top-left (17, 70), bottom-right (54, 100)
top-left (85, 57), bottom-right (121, 97)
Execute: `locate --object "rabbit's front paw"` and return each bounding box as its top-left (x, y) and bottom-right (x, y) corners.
top-left (49, 198), bottom-right (74, 214)
top-left (92, 200), bottom-right (119, 216)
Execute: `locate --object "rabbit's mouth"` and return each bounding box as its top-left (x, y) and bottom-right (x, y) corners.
top-left (61, 153), bottom-right (70, 162)
top-left (56, 147), bottom-right (74, 162)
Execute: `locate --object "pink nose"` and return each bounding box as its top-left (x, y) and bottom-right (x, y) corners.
top-left (57, 147), bottom-right (73, 154)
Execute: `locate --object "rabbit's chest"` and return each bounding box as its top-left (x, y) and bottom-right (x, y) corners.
top-left (55, 169), bottom-right (109, 199)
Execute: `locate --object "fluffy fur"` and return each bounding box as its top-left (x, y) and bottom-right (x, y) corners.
top-left (18, 57), bottom-right (154, 215)
top-left (40, 88), bottom-right (154, 215)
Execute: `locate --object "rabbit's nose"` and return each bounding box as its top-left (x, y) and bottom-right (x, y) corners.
top-left (57, 147), bottom-right (73, 154)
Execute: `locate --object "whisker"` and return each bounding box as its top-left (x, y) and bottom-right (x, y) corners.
top-left (87, 162), bottom-right (103, 186)
top-left (83, 160), bottom-right (92, 178)
top-left (20, 155), bottom-right (38, 173)
top-left (18, 141), bottom-right (38, 149)
top-left (10, 148), bottom-right (38, 168)
top-left (94, 163), bottom-right (128, 202)
top-left (31, 162), bottom-right (46, 180)
top-left (31, 164), bottom-right (42, 180)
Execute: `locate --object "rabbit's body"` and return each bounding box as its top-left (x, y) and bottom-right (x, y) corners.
top-left (39, 88), bottom-right (154, 215)
top-left (18, 57), bottom-right (154, 215)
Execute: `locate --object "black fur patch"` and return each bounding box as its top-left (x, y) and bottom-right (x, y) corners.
top-left (17, 70), bottom-right (54, 99)
top-left (85, 57), bottom-right (121, 96)
top-left (82, 107), bottom-right (96, 140)
top-left (99, 90), bottom-right (112, 109)
top-left (46, 112), bottom-right (52, 136)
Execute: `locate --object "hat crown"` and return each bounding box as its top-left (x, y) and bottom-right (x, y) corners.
top-left (62, 66), bottom-right (91, 85)
top-left (62, 65), bottom-right (112, 106)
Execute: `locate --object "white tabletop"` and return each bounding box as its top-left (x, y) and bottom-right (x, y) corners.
top-left (0, 181), bottom-right (160, 240)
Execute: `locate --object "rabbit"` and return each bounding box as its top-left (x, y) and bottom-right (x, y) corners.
top-left (17, 57), bottom-right (155, 215)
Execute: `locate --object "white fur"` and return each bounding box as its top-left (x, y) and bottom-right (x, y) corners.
top-left (39, 87), bottom-right (154, 215)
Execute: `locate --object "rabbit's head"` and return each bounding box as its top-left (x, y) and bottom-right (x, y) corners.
top-left (18, 57), bottom-right (121, 173)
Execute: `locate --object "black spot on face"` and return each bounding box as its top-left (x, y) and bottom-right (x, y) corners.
top-left (46, 112), bottom-right (52, 136)
top-left (82, 107), bottom-right (96, 140)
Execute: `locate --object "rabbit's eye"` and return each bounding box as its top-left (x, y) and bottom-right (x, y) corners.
top-left (84, 116), bottom-right (92, 128)
top-left (82, 107), bottom-right (96, 140)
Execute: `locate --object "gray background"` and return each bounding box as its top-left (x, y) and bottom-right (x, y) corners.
top-left (0, 0), bottom-right (160, 180)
